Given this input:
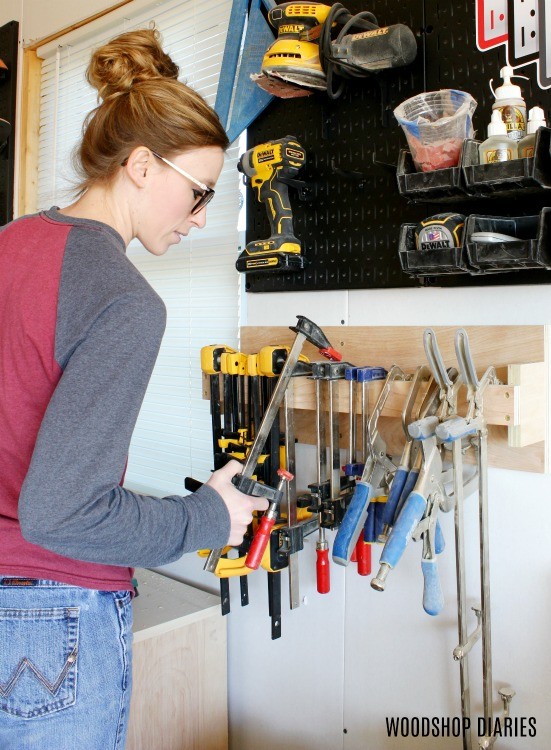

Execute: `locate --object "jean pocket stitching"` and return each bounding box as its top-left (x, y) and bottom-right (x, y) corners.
top-left (0, 607), bottom-right (79, 719)
top-left (0, 644), bottom-right (79, 700)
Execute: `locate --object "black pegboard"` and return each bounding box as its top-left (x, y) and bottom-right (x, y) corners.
top-left (0, 21), bottom-right (18, 226)
top-left (244, 1), bottom-right (551, 292)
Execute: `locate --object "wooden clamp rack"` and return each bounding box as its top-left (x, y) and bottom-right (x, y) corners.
top-left (237, 325), bottom-right (548, 474)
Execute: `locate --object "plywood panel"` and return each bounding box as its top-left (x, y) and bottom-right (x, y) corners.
top-left (128, 618), bottom-right (228, 750)
top-left (128, 570), bottom-right (228, 750)
top-left (238, 326), bottom-right (547, 473)
top-left (508, 362), bottom-right (547, 448)
top-left (18, 49), bottom-right (42, 216)
top-left (241, 325), bottom-right (545, 371)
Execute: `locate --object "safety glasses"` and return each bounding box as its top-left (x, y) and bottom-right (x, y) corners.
top-left (151, 151), bottom-right (215, 214)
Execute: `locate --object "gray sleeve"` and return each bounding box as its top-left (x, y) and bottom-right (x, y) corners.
top-left (18, 288), bottom-right (231, 567)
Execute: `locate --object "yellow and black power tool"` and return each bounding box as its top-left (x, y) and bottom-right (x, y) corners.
top-left (236, 135), bottom-right (307, 274)
top-left (255, 2), bottom-right (418, 99)
top-left (261, 2), bottom-right (332, 92)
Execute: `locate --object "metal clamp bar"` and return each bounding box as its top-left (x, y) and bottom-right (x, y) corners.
top-left (452, 433), bottom-right (473, 750)
top-left (284, 381), bottom-right (300, 609)
top-left (242, 330), bottom-right (306, 477)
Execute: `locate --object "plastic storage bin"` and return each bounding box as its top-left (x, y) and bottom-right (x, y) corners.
top-left (462, 126), bottom-right (551, 197)
top-left (397, 127), bottom-right (551, 202)
top-left (398, 223), bottom-right (474, 276)
top-left (396, 147), bottom-right (469, 202)
top-left (464, 208), bottom-right (551, 272)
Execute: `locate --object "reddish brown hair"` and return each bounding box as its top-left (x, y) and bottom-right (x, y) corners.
top-left (74, 28), bottom-right (229, 194)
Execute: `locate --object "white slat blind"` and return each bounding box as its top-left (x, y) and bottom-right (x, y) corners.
top-left (36, 0), bottom-right (240, 494)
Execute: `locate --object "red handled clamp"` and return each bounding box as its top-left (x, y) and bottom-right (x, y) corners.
top-left (246, 469), bottom-right (294, 570)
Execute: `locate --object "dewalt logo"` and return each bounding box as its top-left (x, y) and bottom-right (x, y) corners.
top-left (280, 24), bottom-right (303, 34)
top-left (353, 28), bottom-right (389, 40)
top-left (257, 148), bottom-right (276, 164)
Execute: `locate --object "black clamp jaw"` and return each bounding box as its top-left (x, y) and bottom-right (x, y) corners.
top-left (311, 361), bottom-right (354, 379)
top-left (269, 516), bottom-right (320, 571)
top-left (232, 474), bottom-right (284, 503)
top-left (306, 479), bottom-right (355, 529)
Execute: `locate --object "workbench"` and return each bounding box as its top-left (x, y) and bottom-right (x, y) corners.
top-left (127, 569), bottom-right (228, 750)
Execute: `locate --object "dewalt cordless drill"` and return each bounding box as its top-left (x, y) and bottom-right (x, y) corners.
top-left (236, 135), bottom-right (307, 274)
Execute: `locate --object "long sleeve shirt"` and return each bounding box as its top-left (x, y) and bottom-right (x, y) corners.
top-left (0, 208), bottom-right (230, 591)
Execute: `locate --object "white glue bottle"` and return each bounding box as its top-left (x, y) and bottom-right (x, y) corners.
top-left (491, 65), bottom-right (527, 141)
top-left (518, 106), bottom-right (547, 158)
top-left (479, 109), bottom-right (518, 164)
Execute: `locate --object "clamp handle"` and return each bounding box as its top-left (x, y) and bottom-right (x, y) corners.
top-left (290, 315), bottom-right (342, 361)
top-left (455, 329), bottom-right (498, 421)
top-left (355, 530), bottom-right (372, 576)
top-left (435, 416), bottom-right (476, 442)
top-left (423, 329), bottom-right (453, 390)
top-left (435, 520), bottom-right (445, 554)
top-left (393, 467), bottom-right (420, 521)
top-left (455, 328), bottom-right (479, 388)
top-left (381, 467), bottom-right (408, 530)
top-left (245, 514), bottom-right (276, 570)
top-left (421, 558), bottom-right (445, 616)
top-left (316, 540), bottom-right (330, 593)
top-left (408, 416), bottom-right (439, 440)
top-left (244, 469), bottom-right (293, 570)
top-left (379, 490), bottom-right (427, 572)
top-left (332, 481), bottom-right (373, 566)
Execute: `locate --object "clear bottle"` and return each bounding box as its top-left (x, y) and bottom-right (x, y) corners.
top-left (491, 65), bottom-right (527, 142)
top-left (518, 106), bottom-right (547, 158)
top-left (479, 110), bottom-right (518, 164)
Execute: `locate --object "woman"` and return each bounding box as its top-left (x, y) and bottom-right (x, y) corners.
top-left (0, 28), bottom-right (266, 749)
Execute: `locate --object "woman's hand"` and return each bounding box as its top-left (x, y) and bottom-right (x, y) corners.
top-left (206, 460), bottom-right (269, 546)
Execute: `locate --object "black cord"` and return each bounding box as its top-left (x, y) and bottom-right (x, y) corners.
top-left (318, 4), bottom-right (380, 99)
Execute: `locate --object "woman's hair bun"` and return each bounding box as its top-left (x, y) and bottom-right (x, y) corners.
top-left (87, 28), bottom-right (179, 101)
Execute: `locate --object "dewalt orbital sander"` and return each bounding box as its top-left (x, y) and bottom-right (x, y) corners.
top-left (254, 2), bottom-right (418, 99)
top-left (236, 135), bottom-right (307, 274)
top-left (259, 3), bottom-right (332, 92)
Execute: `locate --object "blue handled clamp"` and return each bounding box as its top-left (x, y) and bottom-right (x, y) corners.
top-left (333, 365), bottom-right (403, 566)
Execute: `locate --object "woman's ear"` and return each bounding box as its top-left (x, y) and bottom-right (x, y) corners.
top-left (123, 146), bottom-right (151, 188)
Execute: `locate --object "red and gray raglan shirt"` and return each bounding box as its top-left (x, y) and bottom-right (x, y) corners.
top-left (0, 208), bottom-right (230, 591)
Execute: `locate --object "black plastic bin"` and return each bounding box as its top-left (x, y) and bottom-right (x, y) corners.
top-left (398, 223), bottom-right (473, 276)
top-left (462, 127), bottom-right (551, 197)
top-left (396, 148), bottom-right (469, 203)
top-left (464, 208), bottom-right (551, 272)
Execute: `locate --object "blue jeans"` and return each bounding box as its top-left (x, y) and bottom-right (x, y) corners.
top-left (0, 578), bottom-right (133, 750)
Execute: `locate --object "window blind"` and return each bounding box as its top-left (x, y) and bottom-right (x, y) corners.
top-left (35, 0), bottom-right (241, 495)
